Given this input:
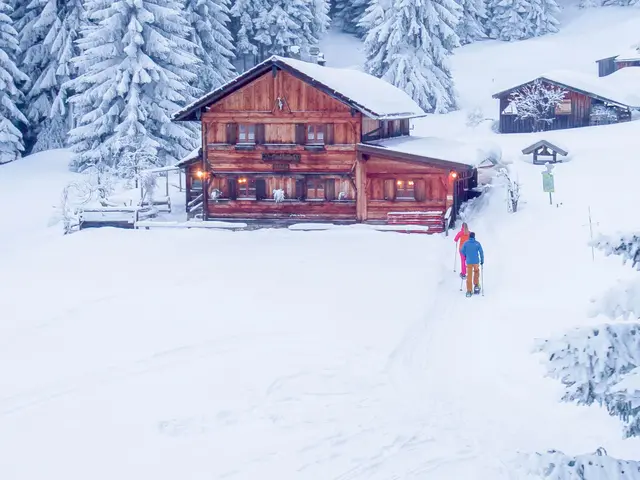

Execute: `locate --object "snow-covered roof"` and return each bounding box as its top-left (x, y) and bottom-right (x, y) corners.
top-left (521, 140), bottom-right (568, 156)
top-left (493, 69), bottom-right (640, 108)
top-left (174, 147), bottom-right (201, 168)
top-left (173, 56), bottom-right (426, 121)
top-left (614, 47), bottom-right (640, 62)
top-left (359, 136), bottom-right (486, 168)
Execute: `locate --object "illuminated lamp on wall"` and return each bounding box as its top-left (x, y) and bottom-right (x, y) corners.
top-left (238, 177), bottom-right (247, 184)
top-left (196, 170), bottom-right (206, 179)
top-left (449, 171), bottom-right (458, 180)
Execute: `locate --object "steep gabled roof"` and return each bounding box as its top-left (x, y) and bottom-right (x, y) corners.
top-left (492, 69), bottom-right (640, 108)
top-left (172, 56), bottom-right (426, 121)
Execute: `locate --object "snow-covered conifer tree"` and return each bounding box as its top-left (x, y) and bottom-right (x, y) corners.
top-left (457, 0), bottom-right (487, 45)
top-left (229, 0), bottom-right (264, 61)
top-left (0, 0), bottom-right (28, 164)
top-left (186, 0), bottom-right (235, 93)
top-left (528, 448), bottom-right (640, 479)
top-left (253, 0), bottom-right (315, 57)
top-left (361, 0), bottom-right (461, 113)
top-left (333, 0), bottom-right (368, 37)
top-left (536, 233), bottom-right (640, 438)
top-left (486, 0), bottom-right (559, 41)
top-left (309, 0), bottom-right (330, 45)
top-left (68, 0), bottom-right (200, 173)
top-left (19, 0), bottom-right (86, 152)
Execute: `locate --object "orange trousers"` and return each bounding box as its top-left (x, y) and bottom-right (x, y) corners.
top-left (466, 264), bottom-right (480, 293)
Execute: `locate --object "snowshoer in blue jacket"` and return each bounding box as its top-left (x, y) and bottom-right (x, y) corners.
top-left (460, 232), bottom-right (484, 297)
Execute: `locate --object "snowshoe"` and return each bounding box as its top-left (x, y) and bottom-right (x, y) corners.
top-left (474, 286), bottom-right (481, 295)
top-left (465, 292), bottom-right (472, 298)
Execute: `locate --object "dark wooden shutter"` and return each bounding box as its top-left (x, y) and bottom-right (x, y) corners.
top-left (228, 178), bottom-right (237, 199)
top-left (325, 124), bottom-right (335, 145)
top-left (325, 179), bottom-right (336, 200)
top-left (256, 178), bottom-right (266, 199)
top-left (384, 179), bottom-right (396, 201)
top-left (414, 179), bottom-right (426, 201)
top-left (401, 119), bottom-right (410, 135)
top-left (295, 124), bottom-right (306, 144)
top-left (226, 123), bottom-right (237, 144)
top-left (255, 124), bottom-right (266, 144)
top-left (295, 178), bottom-right (305, 200)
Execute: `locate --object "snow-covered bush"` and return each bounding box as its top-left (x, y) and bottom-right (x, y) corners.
top-left (273, 188), bottom-right (285, 203)
top-left (510, 80), bottom-right (567, 132)
top-left (590, 105), bottom-right (619, 125)
top-left (466, 107), bottom-right (487, 127)
top-left (526, 448), bottom-right (640, 479)
top-left (536, 233), bottom-right (640, 437)
top-left (497, 167), bottom-right (520, 212)
top-left (53, 178), bottom-right (96, 234)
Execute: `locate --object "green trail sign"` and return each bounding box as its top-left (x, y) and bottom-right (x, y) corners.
top-left (542, 172), bottom-right (554, 193)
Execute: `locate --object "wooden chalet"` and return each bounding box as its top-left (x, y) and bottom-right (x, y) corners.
top-left (172, 56), bottom-right (480, 232)
top-left (492, 70), bottom-right (640, 134)
top-left (596, 47), bottom-right (640, 77)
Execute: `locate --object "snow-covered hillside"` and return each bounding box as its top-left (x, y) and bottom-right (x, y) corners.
top-left (3, 6), bottom-right (640, 480)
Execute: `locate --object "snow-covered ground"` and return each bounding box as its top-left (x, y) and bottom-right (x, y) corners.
top-left (3, 6), bottom-right (640, 479)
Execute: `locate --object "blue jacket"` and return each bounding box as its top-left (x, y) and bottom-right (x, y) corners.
top-left (461, 238), bottom-right (484, 265)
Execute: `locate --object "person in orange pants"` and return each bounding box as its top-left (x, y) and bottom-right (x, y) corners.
top-left (460, 232), bottom-right (484, 297)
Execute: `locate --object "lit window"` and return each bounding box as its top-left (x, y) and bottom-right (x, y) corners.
top-left (237, 177), bottom-right (256, 198)
top-left (396, 179), bottom-right (415, 200)
top-left (238, 124), bottom-right (255, 143)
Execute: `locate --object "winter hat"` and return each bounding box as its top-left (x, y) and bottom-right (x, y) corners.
top-left (469, 232), bottom-right (476, 239)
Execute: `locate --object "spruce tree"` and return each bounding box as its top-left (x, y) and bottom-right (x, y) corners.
top-left (23, 0), bottom-right (85, 153)
top-left (68, 0), bottom-right (200, 173)
top-left (333, 0), bottom-right (368, 37)
top-left (0, 0), bottom-right (28, 164)
top-left (486, 0), bottom-right (559, 41)
top-left (253, 0), bottom-right (315, 57)
top-left (362, 0), bottom-right (461, 113)
top-left (186, 0), bottom-right (235, 93)
top-left (229, 0), bottom-right (264, 62)
top-left (457, 0), bottom-right (487, 45)
top-left (536, 233), bottom-right (640, 438)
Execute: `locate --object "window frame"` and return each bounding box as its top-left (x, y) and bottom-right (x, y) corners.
top-left (306, 178), bottom-right (325, 200)
top-left (395, 179), bottom-right (416, 200)
top-left (306, 124), bottom-right (325, 145)
top-left (237, 124), bottom-right (256, 144)
top-left (236, 177), bottom-right (257, 199)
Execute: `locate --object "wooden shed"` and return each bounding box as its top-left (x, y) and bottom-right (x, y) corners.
top-left (521, 140), bottom-right (568, 165)
top-left (492, 70), bottom-right (640, 134)
top-left (596, 47), bottom-right (640, 77)
top-left (172, 55), bottom-right (479, 232)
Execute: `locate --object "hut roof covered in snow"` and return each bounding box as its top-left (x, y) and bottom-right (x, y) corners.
top-left (172, 56), bottom-right (426, 121)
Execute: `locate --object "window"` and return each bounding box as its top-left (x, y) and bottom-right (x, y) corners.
top-left (306, 125), bottom-right (324, 144)
top-left (237, 177), bottom-right (256, 199)
top-left (238, 124), bottom-right (255, 143)
top-left (396, 180), bottom-right (415, 200)
top-left (306, 178), bottom-right (325, 200)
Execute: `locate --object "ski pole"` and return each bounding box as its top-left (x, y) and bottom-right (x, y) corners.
top-left (481, 265), bottom-right (485, 296)
top-left (453, 241), bottom-right (458, 272)
top-left (459, 274), bottom-right (463, 291)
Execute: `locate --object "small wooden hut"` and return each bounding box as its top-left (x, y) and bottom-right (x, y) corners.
top-left (522, 140), bottom-right (568, 165)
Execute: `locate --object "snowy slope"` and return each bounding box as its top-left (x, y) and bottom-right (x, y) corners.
top-left (3, 7), bottom-right (640, 480)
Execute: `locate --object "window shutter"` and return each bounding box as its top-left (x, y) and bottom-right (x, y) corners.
top-left (325, 124), bottom-right (335, 145)
top-left (295, 178), bottom-right (305, 200)
top-left (295, 124), bottom-right (306, 144)
top-left (256, 178), bottom-right (266, 199)
top-left (228, 178), bottom-right (237, 199)
top-left (325, 179), bottom-right (336, 200)
top-left (414, 179), bottom-right (426, 201)
top-left (255, 124), bottom-right (266, 144)
top-left (384, 179), bottom-right (396, 201)
top-left (226, 123), bottom-right (237, 144)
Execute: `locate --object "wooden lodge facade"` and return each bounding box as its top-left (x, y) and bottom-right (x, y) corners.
top-left (492, 72), bottom-right (639, 134)
top-left (596, 48), bottom-right (640, 77)
top-left (173, 56), bottom-right (479, 232)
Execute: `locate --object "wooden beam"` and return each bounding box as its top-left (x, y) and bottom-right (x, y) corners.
top-left (355, 153), bottom-right (367, 222)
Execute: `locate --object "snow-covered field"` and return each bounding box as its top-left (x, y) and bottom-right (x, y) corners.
top-left (3, 6), bottom-right (640, 479)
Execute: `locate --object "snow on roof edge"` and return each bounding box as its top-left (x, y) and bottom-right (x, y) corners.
top-left (173, 55), bottom-right (426, 121)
